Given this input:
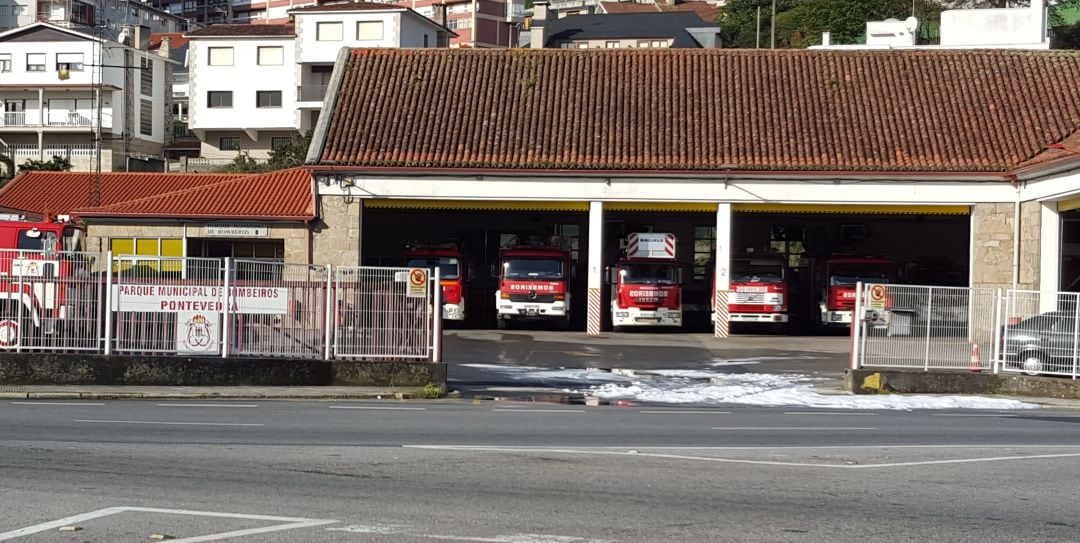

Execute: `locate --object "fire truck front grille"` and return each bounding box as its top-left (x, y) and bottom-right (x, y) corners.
top-left (509, 294), bottom-right (556, 303)
top-left (734, 292), bottom-right (765, 304)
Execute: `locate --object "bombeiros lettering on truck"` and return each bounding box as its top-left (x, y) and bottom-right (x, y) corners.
top-left (494, 239), bottom-right (572, 330)
top-left (608, 233), bottom-right (683, 331)
top-left (817, 255), bottom-right (894, 328)
top-left (727, 251), bottom-right (790, 326)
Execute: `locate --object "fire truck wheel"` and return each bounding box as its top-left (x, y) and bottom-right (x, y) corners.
top-left (0, 318), bottom-right (20, 349)
top-left (496, 319), bottom-right (508, 331)
top-left (555, 317), bottom-right (570, 331)
top-left (613, 325), bottom-right (627, 333)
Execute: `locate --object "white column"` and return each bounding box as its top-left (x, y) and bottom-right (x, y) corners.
top-left (1040, 201), bottom-right (1061, 312)
top-left (587, 201), bottom-right (604, 336)
top-left (713, 203), bottom-right (732, 338)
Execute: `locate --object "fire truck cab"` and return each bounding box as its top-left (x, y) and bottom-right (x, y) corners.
top-left (404, 242), bottom-right (467, 321)
top-left (818, 256), bottom-right (893, 327)
top-left (729, 252), bottom-right (789, 324)
top-left (495, 243), bottom-right (572, 329)
top-left (609, 233), bottom-right (682, 330)
top-left (0, 219), bottom-right (85, 348)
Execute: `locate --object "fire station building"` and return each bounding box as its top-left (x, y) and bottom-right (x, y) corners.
top-left (301, 48), bottom-right (1080, 335)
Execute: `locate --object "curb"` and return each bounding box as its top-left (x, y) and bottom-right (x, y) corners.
top-left (13, 391), bottom-right (425, 401)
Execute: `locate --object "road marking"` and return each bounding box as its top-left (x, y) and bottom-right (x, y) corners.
top-left (711, 427), bottom-right (878, 431)
top-left (10, 402), bottom-right (104, 406)
top-left (783, 412), bottom-right (877, 416)
top-left (493, 409), bottom-right (585, 413)
top-left (0, 506), bottom-right (337, 542)
top-left (73, 419), bottom-right (264, 427)
top-left (410, 444), bottom-right (1080, 451)
top-left (328, 406), bottom-right (427, 411)
top-left (156, 404), bottom-right (258, 408)
top-left (326, 525), bottom-right (610, 543)
top-left (932, 414), bottom-right (1018, 418)
top-left (405, 445), bottom-right (1080, 470)
top-left (639, 410), bottom-right (732, 414)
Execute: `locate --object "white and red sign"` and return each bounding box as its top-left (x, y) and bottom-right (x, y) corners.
top-left (627, 233), bottom-right (676, 260)
top-left (112, 284), bottom-right (289, 315)
top-left (177, 311), bottom-right (220, 355)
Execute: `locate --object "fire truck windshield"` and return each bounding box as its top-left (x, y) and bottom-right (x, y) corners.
top-left (406, 257), bottom-right (460, 280)
top-left (504, 258), bottom-right (564, 280)
top-left (732, 259), bottom-right (783, 283)
top-left (621, 263), bottom-right (677, 285)
top-left (830, 264), bottom-right (890, 286)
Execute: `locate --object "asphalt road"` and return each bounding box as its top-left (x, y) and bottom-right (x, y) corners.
top-left (4, 400), bottom-right (1080, 543)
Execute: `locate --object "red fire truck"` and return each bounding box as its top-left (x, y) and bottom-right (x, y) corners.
top-left (817, 255), bottom-right (893, 328)
top-left (404, 242), bottom-right (468, 321)
top-left (495, 243), bottom-right (572, 329)
top-left (609, 233), bottom-right (682, 330)
top-left (729, 252), bottom-right (789, 325)
top-left (0, 218), bottom-right (86, 348)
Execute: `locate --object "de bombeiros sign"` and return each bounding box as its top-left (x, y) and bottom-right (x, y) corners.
top-left (204, 223), bottom-right (270, 238)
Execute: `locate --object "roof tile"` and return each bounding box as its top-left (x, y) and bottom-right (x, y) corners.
top-left (185, 24), bottom-right (295, 37)
top-left (316, 48), bottom-right (1080, 173)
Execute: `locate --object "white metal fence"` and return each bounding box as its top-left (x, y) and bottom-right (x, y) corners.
top-left (333, 267), bottom-right (439, 361)
top-left (999, 289), bottom-right (1080, 378)
top-left (0, 251), bottom-right (441, 361)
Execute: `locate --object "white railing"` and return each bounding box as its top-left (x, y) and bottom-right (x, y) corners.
top-left (999, 289), bottom-right (1080, 378)
top-left (3, 144), bottom-right (97, 157)
top-left (0, 110), bottom-right (112, 129)
top-left (0, 252), bottom-right (442, 361)
top-left (0, 112), bottom-right (29, 127)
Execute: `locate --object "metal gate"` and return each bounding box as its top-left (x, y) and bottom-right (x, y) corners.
top-left (332, 266), bottom-right (438, 360)
top-left (228, 259), bottom-right (329, 359)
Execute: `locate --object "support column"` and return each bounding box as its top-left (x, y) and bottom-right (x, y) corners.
top-left (1040, 201), bottom-right (1061, 312)
top-left (713, 203), bottom-right (732, 338)
top-left (587, 201), bottom-right (604, 336)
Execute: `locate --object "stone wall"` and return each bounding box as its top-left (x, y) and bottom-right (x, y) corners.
top-left (311, 195), bottom-right (361, 266)
top-left (1018, 200), bottom-right (1041, 290)
top-left (970, 201), bottom-right (1042, 292)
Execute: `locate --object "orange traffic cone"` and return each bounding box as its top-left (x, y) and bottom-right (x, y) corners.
top-left (969, 344), bottom-right (982, 373)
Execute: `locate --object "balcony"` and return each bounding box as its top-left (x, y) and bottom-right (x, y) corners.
top-left (0, 109), bottom-right (111, 130)
top-left (550, 0), bottom-right (599, 11)
top-left (172, 120), bottom-right (195, 140)
top-left (297, 85), bottom-right (328, 106)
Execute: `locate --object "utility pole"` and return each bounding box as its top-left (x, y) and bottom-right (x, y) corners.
top-left (770, 0), bottom-right (776, 49)
top-left (756, 5), bottom-right (761, 49)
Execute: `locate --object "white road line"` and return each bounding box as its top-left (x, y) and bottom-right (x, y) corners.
top-left (0, 506), bottom-right (337, 542)
top-left (156, 404), bottom-right (258, 408)
top-left (933, 414), bottom-right (1018, 418)
top-left (328, 406), bottom-right (427, 411)
top-left (74, 419), bottom-right (263, 427)
top-left (784, 412), bottom-right (877, 416)
top-left (10, 402), bottom-right (104, 406)
top-left (410, 444), bottom-right (1080, 451)
top-left (493, 409), bottom-right (585, 413)
top-left (404, 445), bottom-right (1080, 470)
top-left (639, 410), bottom-right (733, 414)
top-left (712, 427), bottom-right (878, 431)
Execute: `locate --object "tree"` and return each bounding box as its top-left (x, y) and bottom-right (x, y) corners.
top-left (219, 132), bottom-right (312, 173)
top-left (18, 155), bottom-right (72, 172)
top-left (0, 152), bottom-right (13, 182)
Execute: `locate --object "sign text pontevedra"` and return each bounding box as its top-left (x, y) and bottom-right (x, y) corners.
top-left (112, 284), bottom-right (289, 314)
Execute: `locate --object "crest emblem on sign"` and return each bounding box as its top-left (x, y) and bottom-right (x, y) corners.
top-left (183, 314), bottom-right (214, 351)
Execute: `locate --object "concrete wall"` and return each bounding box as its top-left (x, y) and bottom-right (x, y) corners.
top-left (311, 195), bottom-right (360, 267)
top-left (970, 201), bottom-right (1042, 292)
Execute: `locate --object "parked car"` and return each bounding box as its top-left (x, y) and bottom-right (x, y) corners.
top-left (1001, 311), bottom-right (1080, 376)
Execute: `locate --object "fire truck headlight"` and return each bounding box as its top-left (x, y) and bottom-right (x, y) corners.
top-left (615, 311), bottom-right (629, 318)
top-left (772, 305), bottom-right (783, 312)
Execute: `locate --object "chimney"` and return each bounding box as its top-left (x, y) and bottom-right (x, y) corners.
top-left (158, 35), bottom-right (171, 58)
top-left (821, 31), bottom-right (830, 47)
top-left (432, 2), bottom-right (447, 27)
top-left (530, 0), bottom-right (549, 49)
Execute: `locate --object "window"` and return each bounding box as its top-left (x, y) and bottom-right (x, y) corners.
top-left (219, 136), bottom-right (241, 151)
top-left (446, 18), bottom-right (471, 30)
top-left (271, 136), bottom-right (293, 150)
top-left (257, 46), bottom-right (283, 66)
top-left (605, 41), bottom-right (618, 48)
top-left (316, 21), bottom-right (343, 41)
top-left (637, 40), bottom-right (652, 48)
top-left (140, 57), bottom-right (153, 95)
top-left (110, 237), bottom-right (184, 274)
top-left (693, 226), bottom-right (714, 280)
top-left (207, 47), bottom-right (233, 66)
top-left (651, 39), bottom-right (667, 48)
top-left (423, 34), bottom-right (429, 47)
top-left (0, 54), bottom-right (9, 73)
top-left (139, 99), bottom-right (152, 136)
top-left (576, 42), bottom-right (588, 49)
top-left (168, 3), bottom-right (180, 14)
top-left (70, 0), bottom-right (94, 24)
top-left (56, 52), bottom-right (84, 72)
top-left (207, 90), bottom-right (232, 108)
top-left (256, 90), bottom-right (282, 108)
top-left (26, 53), bottom-right (45, 72)
top-left (356, 21), bottom-right (383, 40)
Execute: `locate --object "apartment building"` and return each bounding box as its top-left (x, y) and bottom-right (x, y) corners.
top-left (0, 0), bottom-right (187, 33)
top-left (186, 2), bottom-right (449, 159)
top-left (530, 6), bottom-right (721, 48)
top-left (0, 22), bottom-right (172, 171)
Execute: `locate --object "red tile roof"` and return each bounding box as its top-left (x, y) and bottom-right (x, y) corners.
top-left (73, 168), bottom-right (315, 221)
top-left (0, 172), bottom-right (246, 216)
top-left (149, 32), bottom-right (190, 49)
top-left (289, 1), bottom-right (407, 12)
top-left (313, 48), bottom-right (1080, 174)
top-left (660, 1), bottom-right (718, 23)
top-left (599, 2), bottom-right (659, 14)
top-left (185, 24), bottom-right (296, 37)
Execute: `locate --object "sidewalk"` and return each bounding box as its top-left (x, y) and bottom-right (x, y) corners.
top-left (0, 385), bottom-right (427, 401)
